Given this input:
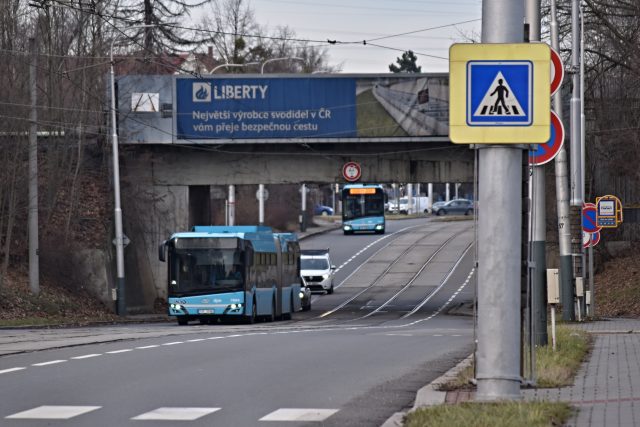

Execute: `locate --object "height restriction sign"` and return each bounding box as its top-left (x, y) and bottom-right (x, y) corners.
top-left (449, 43), bottom-right (550, 144)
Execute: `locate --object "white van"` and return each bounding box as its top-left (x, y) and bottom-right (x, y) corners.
top-left (388, 196), bottom-right (431, 214)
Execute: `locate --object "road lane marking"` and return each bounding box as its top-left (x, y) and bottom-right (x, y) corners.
top-left (6, 405), bottom-right (101, 419)
top-left (187, 338), bottom-right (206, 342)
top-left (131, 407), bottom-right (220, 421)
top-left (162, 341), bottom-right (183, 346)
top-left (259, 408), bottom-right (339, 422)
top-left (136, 345), bottom-right (159, 349)
top-left (106, 349), bottom-right (132, 354)
top-left (71, 354), bottom-right (101, 360)
top-left (0, 367), bottom-right (25, 374)
top-left (32, 360), bottom-right (67, 366)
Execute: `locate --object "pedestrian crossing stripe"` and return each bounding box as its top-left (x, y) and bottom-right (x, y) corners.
top-left (472, 71), bottom-right (526, 117)
top-left (466, 60), bottom-right (533, 126)
top-left (6, 406), bottom-right (101, 419)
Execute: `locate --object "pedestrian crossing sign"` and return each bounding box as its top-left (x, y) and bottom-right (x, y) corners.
top-left (449, 43), bottom-right (551, 144)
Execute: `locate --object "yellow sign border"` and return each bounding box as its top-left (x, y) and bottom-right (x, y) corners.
top-left (595, 194), bottom-right (623, 228)
top-left (449, 43), bottom-right (551, 144)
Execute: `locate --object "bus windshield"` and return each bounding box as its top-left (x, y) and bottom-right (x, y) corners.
top-left (169, 247), bottom-right (244, 296)
top-left (343, 193), bottom-right (385, 220)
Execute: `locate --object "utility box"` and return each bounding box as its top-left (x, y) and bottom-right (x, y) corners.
top-left (586, 290), bottom-right (591, 305)
top-left (547, 268), bottom-right (560, 304)
top-left (576, 277), bottom-right (584, 297)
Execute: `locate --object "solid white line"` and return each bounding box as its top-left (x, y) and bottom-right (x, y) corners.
top-left (0, 367), bottom-right (25, 375)
top-left (71, 354), bottom-right (101, 360)
top-left (106, 349), bottom-right (132, 354)
top-left (32, 360), bottom-right (67, 366)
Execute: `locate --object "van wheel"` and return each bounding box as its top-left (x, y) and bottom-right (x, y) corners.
top-left (327, 284), bottom-right (334, 295)
top-left (177, 317), bottom-right (188, 326)
top-left (465, 209), bottom-right (472, 216)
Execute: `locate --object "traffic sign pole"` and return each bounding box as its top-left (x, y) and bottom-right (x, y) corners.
top-left (474, 0), bottom-right (524, 402)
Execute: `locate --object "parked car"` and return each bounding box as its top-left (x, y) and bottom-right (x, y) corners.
top-left (300, 249), bottom-right (335, 294)
top-left (314, 204), bottom-right (334, 216)
top-left (432, 199), bottom-right (474, 216)
top-left (300, 277), bottom-right (312, 311)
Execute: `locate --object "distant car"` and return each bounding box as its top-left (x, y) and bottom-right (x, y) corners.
top-left (300, 277), bottom-right (312, 311)
top-left (301, 249), bottom-right (335, 294)
top-left (432, 199), bottom-right (474, 216)
top-left (388, 196), bottom-right (431, 214)
top-left (314, 204), bottom-right (334, 216)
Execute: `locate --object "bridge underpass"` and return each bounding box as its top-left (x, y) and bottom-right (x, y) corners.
top-left (114, 73), bottom-right (477, 312)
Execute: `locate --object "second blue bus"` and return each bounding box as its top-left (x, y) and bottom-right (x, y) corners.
top-left (341, 184), bottom-right (386, 235)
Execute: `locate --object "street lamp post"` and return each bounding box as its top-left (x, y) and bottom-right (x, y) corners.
top-left (209, 62), bottom-right (260, 74)
top-left (109, 24), bottom-right (155, 315)
top-left (260, 56), bottom-right (305, 74)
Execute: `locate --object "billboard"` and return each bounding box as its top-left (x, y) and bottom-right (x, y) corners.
top-left (174, 74), bottom-right (449, 143)
top-left (115, 74), bottom-right (449, 144)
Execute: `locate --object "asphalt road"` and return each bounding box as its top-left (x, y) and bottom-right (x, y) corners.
top-left (0, 217), bottom-right (476, 427)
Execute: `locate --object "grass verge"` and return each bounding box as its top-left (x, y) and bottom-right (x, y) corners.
top-left (405, 401), bottom-right (573, 427)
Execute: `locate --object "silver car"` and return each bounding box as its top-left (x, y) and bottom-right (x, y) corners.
top-left (432, 199), bottom-right (474, 216)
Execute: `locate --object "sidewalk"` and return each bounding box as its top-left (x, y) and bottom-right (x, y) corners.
top-left (524, 318), bottom-right (640, 426)
top-left (297, 217), bottom-right (341, 240)
top-left (386, 318), bottom-right (640, 427)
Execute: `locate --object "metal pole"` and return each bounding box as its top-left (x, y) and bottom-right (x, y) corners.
top-left (416, 183), bottom-right (421, 213)
top-left (551, 0), bottom-right (575, 321)
top-left (110, 41), bottom-right (126, 315)
top-left (428, 183), bottom-right (433, 211)
top-left (570, 0), bottom-right (583, 207)
top-left (526, 0), bottom-right (547, 346)
top-left (407, 183), bottom-right (413, 214)
top-left (446, 183), bottom-right (451, 201)
top-left (228, 185), bottom-right (235, 226)
top-left (28, 37), bottom-right (40, 295)
top-left (300, 184), bottom-right (307, 232)
top-left (258, 184), bottom-right (265, 226)
top-left (580, 2), bottom-right (588, 317)
top-left (475, 0), bottom-right (525, 401)
top-left (589, 244), bottom-right (595, 316)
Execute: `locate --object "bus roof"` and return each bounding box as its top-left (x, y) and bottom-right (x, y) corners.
top-left (170, 226), bottom-right (278, 252)
top-left (343, 183), bottom-right (384, 189)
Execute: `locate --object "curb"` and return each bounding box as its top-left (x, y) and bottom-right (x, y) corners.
top-left (380, 354), bottom-right (474, 427)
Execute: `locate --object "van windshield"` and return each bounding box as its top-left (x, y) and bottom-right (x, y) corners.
top-left (301, 258), bottom-right (329, 270)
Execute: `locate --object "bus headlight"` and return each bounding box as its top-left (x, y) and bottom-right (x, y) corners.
top-left (343, 225), bottom-right (352, 231)
top-left (375, 224), bottom-right (383, 230)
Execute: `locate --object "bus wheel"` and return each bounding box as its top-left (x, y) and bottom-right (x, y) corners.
top-left (177, 317), bottom-right (188, 326)
top-left (265, 299), bottom-right (276, 322)
top-left (246, 301), bottom-right (257, 324)
top-left (282, 294), bottom-right (293, 320)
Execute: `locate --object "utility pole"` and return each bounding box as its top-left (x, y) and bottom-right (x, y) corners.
top-left (475, 0), bottom-right (525, 401)
top-left (526, 0), bottom-right (547, 346)
top-left (258, 184), bottom-right (265, 226)
top-left (28, 37), bottom-right (40, 296)
top-left (228, 185), bottom-right (235, 226)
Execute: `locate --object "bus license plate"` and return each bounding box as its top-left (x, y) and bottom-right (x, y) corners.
top-left (198, 309), bottom-right (214, 314)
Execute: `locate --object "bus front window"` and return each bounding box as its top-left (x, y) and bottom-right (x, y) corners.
top-left (169, 248), bottom-right (244, 296)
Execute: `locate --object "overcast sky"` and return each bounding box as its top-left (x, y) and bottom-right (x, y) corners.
top-left (198, 0), bottom-right (483, 74)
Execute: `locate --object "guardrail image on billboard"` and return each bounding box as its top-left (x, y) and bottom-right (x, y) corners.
top-left (174, 74), bottom-right (449, 143)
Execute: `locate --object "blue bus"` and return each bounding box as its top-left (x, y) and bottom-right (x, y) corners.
top-left (158, 226), bottom-right (303, 325)
top-left (341, 184), bottom-right (386, 235)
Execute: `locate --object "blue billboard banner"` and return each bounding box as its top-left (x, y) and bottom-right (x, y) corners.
top-left (176, 77), bottom-right (357, 139)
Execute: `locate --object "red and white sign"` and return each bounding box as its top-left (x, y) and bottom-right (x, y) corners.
top-left (342, 162), bottom-right (362, 182)
top-left (529, 110), bottom-right (564, 166)
top-left (583, 230), bottom-right (601, 248)
top-left (550, 47), bottom-right (564, 96)
top-left (582, 202), bottom-right (601, 234)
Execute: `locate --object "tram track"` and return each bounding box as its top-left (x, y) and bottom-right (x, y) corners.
top-left (317, 222), bottom-right (474, 323)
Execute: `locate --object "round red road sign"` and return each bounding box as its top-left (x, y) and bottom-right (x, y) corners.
top-left (342, 162), bottom-right (362, 182)
top-left (529, 110), bottom-right (564, 166)
top-left (550, 47), bottom-right (564, 96)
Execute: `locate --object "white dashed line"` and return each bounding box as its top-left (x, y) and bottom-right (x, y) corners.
top-left (136, 345), bottom-right (159, 349)
top-left (187, 338), bottom-right (206, 342)
top-left (0, 367), bottom-right (26, 375)
top-left (71, 354), bottom-right (101, 360)
top-left (32, 360), bottom-right (67, 367)
top-left (6, 405), bottom-right (101, 420)
top-left (106, 349), bottom-right (132, 354)
top-left (259, 408), bottom-right (339, 422)
top-left (162, 341), bottom-right (183, 346)
top-left (131, 407), bottom-right (220, 421)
